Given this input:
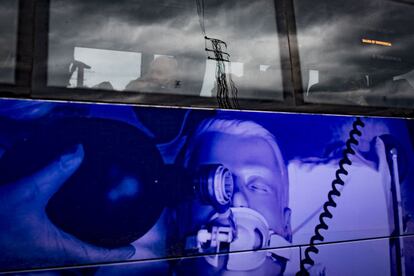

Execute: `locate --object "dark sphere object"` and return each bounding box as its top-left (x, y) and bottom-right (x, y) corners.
top-left (0, 118), bottom-right (165, 248)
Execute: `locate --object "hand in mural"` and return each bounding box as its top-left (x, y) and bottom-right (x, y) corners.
top-left (376, 136), bottom-right (392, 182)
top-left (375, 136), bottom-right (394, 220)
top-left (0, 144), bottom-right (135, 271)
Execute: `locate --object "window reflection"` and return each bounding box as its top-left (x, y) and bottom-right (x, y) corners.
top-left (295, 0), bottom-right (414, 108)
top-left (0, 0), bottom-right (18, 84)
top-left (125, 55), bottom-right (180, 93)
top-left (48, 0), bottom-right (283, 101)
top-left (69, 47), bottom-right (142, 90)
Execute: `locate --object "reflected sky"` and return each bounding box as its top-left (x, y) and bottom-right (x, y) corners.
top-left (48, 0), bottom-right (283, 100)
top-left (69, 47), bottom-right (142, 90)
top-left (294, 0), bottom-right (414, 106)
top-left (0, 0), bottom-right (18, 84)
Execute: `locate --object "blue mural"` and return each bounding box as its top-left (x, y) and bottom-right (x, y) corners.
top-left (0, 98), bottom-right (413, 275)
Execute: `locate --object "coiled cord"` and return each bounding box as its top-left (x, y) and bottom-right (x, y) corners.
top-left (297, 117), bottom-right (365, 275)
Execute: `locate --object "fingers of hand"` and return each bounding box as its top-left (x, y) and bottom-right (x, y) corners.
top-left (375, 137), bottom-right (388, 172)
top-left (16, 144), bottom-right (84, 207)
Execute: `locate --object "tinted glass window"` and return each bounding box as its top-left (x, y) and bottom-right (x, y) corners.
top-left (0, 0), bottom-right (18, 84)
top-left (48, 0), bottom-right (283, 101)
top-left (295, 0), bottom-right (414, 108)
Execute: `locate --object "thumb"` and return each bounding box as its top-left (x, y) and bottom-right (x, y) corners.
top-left (376, 136), bottom-right (393, 207)
top-left (17, 144), bottom-right (84, 207)
top-left (376, 137), bottom-right (389, 173)
top-left (81, 244), bottom-right (136, 263)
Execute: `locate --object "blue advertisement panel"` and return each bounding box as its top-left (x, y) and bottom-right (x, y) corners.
top-left (1, 98), bottom-right (414, 275)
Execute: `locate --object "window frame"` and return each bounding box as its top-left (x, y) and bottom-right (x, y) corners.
top-left (30, 0), bottom-right (296, 111)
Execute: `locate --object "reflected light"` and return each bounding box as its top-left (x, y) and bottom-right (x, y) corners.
top-left (362, 38), bottom-right (392, 47)
top-left (70, 47), bottom-right (142, 90)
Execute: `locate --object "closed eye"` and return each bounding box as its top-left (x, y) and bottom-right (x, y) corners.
top-left (247, 178), bottom-right (271, 194)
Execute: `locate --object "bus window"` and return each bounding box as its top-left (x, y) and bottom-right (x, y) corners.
top-left (294, 0), bottom-right (414, 108)
top-left (0, 0), bottom-right (18, 84)
top-left (47, 0), bottom-right (283, 101)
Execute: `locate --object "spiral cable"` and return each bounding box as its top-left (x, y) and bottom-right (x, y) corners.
top-left (297, 117), bottom-right (365, 275)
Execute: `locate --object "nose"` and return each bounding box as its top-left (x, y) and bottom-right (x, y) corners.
top-left (232, 184), bottom-right (248, 208)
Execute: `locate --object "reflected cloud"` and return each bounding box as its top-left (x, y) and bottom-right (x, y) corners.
top-left (295, 0), bottom-right (414, 106)
top-left (0, 0), bottom-right (18, 83)
top-left (48, 0), bottom-right (283, 100)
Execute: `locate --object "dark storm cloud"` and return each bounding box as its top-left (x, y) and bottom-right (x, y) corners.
top-left (49, 0), bottom-right (280, 60)
top-left (0, 0), bottom-right (18, 82)
top-left (295, 0), bottom-right (414, 83)
top-left (0, 0), bottom-right (17, 33)
top-left (52, 0), bottom-right (195, 24)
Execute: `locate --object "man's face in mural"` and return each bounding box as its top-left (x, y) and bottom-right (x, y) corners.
top-left (183, 131), bottom-right (290, 274)
top-left (193, 132), bottom-right (288, 233)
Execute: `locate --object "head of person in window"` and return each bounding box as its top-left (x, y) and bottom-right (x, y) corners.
top-left (172, 118), bottom-right (292, 276)
top-left (125, 56), bottom-right (180, 93)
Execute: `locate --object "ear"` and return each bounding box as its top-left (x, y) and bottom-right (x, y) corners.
top-left (283, 207), bottom-right (292, 242)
